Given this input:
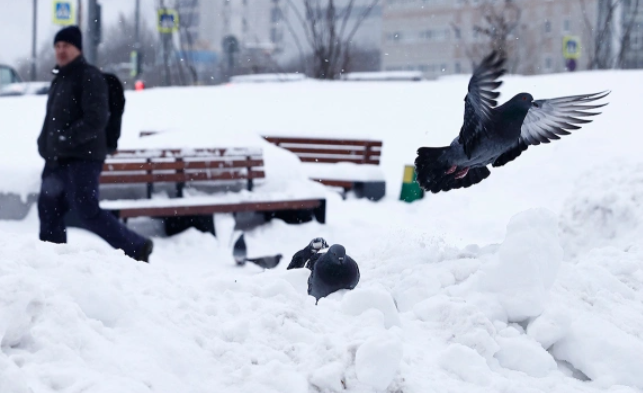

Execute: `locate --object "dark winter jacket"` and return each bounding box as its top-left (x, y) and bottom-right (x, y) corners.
top-left (37, 56), bottom-right (109, 162)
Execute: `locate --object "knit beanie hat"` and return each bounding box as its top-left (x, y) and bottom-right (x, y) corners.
top-left (54, 26), bottom-right (82, 51)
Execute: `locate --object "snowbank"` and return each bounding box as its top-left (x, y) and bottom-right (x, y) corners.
top-left (2, 204), bottom-right (643, 391)
top-left (560, 161), bottom-right (643, 258)
top-left (2, 69), bottom-right (643, 392)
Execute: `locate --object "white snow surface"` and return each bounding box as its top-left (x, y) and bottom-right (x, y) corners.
top-left (1, 71), bottom-right (643, 392)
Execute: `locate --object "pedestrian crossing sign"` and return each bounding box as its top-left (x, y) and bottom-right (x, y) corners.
top-left (53, 1), bottom-right (76, 26)
top-left (563, 36), bottom-right (581, 60)
top-left (157, 9), bottom-right (179, 33)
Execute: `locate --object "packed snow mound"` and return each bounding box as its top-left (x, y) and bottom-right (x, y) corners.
top-left (0, 233), bottom-right (398, 393)
top-left (560, 162), bottom-right (643, 258)
top-left (454, 208), bottom-right (563, 323)
top-left (2, 205), bottom-right (643, 392)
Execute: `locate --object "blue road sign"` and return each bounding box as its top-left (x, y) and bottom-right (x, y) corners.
top-left (53, 1), bottom-right (75, 26)
top-left (157, 9), bottom-right (179, 33)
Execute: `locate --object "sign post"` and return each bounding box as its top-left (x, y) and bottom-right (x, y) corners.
top-left (399, 165), bottom-right (424, 203)
top-left (563, 35), bottom-right (581, 72)
top-left (52, 0), bottom-right (76, 26)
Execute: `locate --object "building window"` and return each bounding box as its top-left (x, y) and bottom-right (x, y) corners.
top-left (271, 27), bottom-right (283, 43)
top-left (545, 57), bottom-right (552, 70)
top-left (420, 30), bottom-right (432, 40)
top-left (271, 7), bottom-right (282, 23)
top-left (544, 20), bottom-right (551, 33)
top-left (563, 19), bottom-right (570, 32)
top-left (454, 27), bottom-right (461, 40)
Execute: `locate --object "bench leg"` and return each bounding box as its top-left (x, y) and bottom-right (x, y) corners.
top-left (163, 215), bottom-right (216, 237)
top-left (313, 200), bottom-right (326, 224)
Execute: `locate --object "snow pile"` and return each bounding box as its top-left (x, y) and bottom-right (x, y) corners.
top-left (474, 208), bottom-right (563, 322)
top-left (0, 231), bottom-right (404, 392)
top-left (560, 161), bottom-right (643, 257)
top-left (2, 69), bottom-right (643, 392)
top-left (2, 204), bottom-right (643, 391)
top-left (543, 246), bottom-right (643, 389)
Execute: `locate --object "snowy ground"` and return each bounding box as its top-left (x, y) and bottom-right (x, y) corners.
top-left (1, 71), bottom-right (643, 392)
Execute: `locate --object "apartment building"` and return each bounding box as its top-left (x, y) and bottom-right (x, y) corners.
top-left (382, 0), bottom-right (600, 78)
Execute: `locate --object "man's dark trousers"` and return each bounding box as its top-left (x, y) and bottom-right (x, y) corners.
top-left (38, 159), bottom-right (147, 259)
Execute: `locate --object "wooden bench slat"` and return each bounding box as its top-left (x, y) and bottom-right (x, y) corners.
top-left (264, 136), bottom-right (382, 147)
top-left (100, 170), bottom-right (265, 185)
top-left (113, 199), bottom-right (323, 218)
top-left (284, 147), bottom-right (381, 157)
top-left (299, 157), bottom-right (380, 165)
top-left (103, 159), bottom-right (264, 172)
top-left (312, 179), bottom-right (354, 189)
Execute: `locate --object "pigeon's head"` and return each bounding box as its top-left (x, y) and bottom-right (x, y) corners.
top-left (328, 244), bottom-right (346, 262)
top-left (310, 237), bottom-right (329, 250)
top-left (509, 93), bottom-right (534, 109)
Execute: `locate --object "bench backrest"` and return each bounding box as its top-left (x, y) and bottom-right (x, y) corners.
top-left (263, 136), bottom-right (382, 165)
top-left (101, 148), bottom-right (265, 197)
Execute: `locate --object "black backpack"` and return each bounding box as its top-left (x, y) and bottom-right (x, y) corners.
top-left (103, 73), bottom-right (125, 154)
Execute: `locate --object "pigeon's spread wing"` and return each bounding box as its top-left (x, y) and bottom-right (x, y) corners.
top-left (458, 51), bottom-right (505, 157)
top-left (520, 91), bottom-right (609, 146)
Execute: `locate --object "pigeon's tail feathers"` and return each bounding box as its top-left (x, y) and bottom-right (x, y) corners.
top-left (415, 147), bottom-right (491, 193)
top-left (246, 254), bottom-right (282, 269)
top-left (415, 146), bottom-right (453, 193)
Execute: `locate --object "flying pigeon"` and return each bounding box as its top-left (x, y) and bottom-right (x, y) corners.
top-left (307, 244), bottom-right (360, 303)
top-left (232, 233), bottom-right (282, 269)
top-left (287, 237), bottom-right (329, 270)
top-left (414, 51), bottom-right (609, 193)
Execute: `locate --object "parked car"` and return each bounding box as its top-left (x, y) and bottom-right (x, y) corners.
top-left (0, 64), bottom-right (50, 97)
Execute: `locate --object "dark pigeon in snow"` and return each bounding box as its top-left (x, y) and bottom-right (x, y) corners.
top-left (414, 51), bottom-right (610, 194)
top-left (307, 244), bottom-right (360, 304)
top-left (287, 237), bottom-right (329, 270)
top-left (232, 233), bottom-right (282, 269)
top-left (233, 233), bottom-right (247, 266)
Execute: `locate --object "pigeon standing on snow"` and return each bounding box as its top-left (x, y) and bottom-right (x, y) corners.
top-left (414, 51), bottom-right (610, 194)
top-left (233, 233), bottom-right (247, 266)
top-left (232, 233), bottom-right (282, 269)
top-left (307, 244), bottom-right (360, 303)
top-left (287, 237), bottom-right (329, 270)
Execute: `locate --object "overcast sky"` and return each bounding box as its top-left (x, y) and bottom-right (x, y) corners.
top-left (0, 0), bottom-right (157, 67)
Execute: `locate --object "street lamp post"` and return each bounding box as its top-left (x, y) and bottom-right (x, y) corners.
top-left (31, 0), bottom-right (37, 81)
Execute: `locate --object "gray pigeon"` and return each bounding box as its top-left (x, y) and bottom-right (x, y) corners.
top-left (232, 233), bottom-right (282, 269)
top-left (245, 254), bottom-right (283, 269)
top-left (307, 244), bottom-right (360, 304)
top-left (414, 51), bottom-right (609, 194)
top-left (233, 233), bottom-right (247, 266)
top-left (287, 237), bottom-right (329, 270)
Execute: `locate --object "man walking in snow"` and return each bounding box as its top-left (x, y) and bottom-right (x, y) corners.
top-left (36, 26), bottom-right (153, 262)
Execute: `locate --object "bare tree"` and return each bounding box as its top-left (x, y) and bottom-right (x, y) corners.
top-left (283, 0), bottom-right (380, 79)
top-left (580, 0), bottom-right (641, 69)
top-left (98, 13), bottom-right (159, 83)
top-left (453, 0), bottom-right (522, 71)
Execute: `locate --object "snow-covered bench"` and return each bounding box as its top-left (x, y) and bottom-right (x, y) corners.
top-left (263, 136), bottom-right (386, 201)
top-left (99, 148), bottom-right (326, 236)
